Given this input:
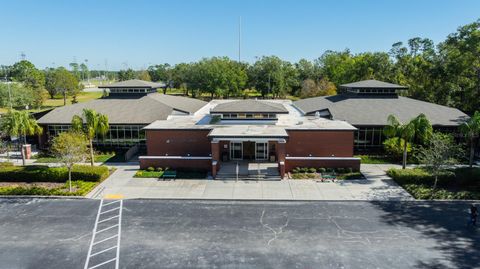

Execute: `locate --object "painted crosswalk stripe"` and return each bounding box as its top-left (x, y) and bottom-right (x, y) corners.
top-left (84, 199), bottom-right (123, 269)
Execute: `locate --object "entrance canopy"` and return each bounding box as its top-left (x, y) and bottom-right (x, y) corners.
top-left (208, 125), bottom-right (288, 142)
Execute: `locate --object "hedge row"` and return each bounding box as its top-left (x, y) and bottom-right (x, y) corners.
top-left (0, 165), bottom-right (110, 183)
top-left (387, 167), bottom-right (480, 189)
top-left (292, 167), bottom-right (354, 174)
top-left (386, 168), bottom-right (454, 186)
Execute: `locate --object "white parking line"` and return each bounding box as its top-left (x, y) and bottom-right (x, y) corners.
top-left (84, 199), bottom-right (123, 269)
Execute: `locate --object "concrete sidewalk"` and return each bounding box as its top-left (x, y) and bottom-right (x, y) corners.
top-left (87, 163), bottom-right (412, 200)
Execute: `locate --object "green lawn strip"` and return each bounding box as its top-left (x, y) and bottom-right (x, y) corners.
top-left (387, 167), bottom-right (480, 200)
top-left (355, 155), bottom-right (394, 164)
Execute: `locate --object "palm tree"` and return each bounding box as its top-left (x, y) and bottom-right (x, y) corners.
top-left (460, 111), bottom-right (480, 168)
top-left (71, 108), bottom-right (109, 166)
top-left (0, 110), bottom-right (43, 165)
top-left (384, 114), bottom-right (432, 169)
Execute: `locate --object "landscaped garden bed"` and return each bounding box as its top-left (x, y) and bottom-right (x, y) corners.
top-left (0, 162), bottom-right (112, 196)
top-left (387, 167), bottom-right (480, 200)
top-left (289, 167), bottom-right (364, 180)
top-left (135, 167), bottom-right (208, 179)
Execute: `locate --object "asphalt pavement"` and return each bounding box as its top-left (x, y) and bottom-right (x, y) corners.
top-left (0, 199), bottom-right (479, 269)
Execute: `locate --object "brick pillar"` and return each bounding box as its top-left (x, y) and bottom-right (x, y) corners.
top-left (211, 141), bottom-right (220, 178)
top-left (277, 140), bottom-right (286, 179)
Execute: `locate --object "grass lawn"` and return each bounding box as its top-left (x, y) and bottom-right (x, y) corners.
top-left (43, 91), bottom-right (103, 107)
top-left (387, 167), bottom-right (480, 200)
top-left (355, 155), bottom-right (395, 164)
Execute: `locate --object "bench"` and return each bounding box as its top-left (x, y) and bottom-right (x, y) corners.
top-left (319, 173), bottom-right (337, 182)
top-left (162, 170), bottom-right (177, 180)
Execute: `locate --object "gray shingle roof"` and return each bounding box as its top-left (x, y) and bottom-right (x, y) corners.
top-left (293, 95), bottom-right (468, 126)
top-left (211, 100), bottom-right (288, 114)
top-left (340, 80), bottom-right (407, 89)
top-left (98, 79), bottom-right (166, 88)
top-left (37, 93), bottom-right (207, 125)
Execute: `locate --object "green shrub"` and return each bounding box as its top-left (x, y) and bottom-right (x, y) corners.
top-left (0, 165), bottom-right (109, 183)
top-left (156, 167), bottom-right (163, 172)
top-left (0, 162), bottom-right (14, 167)
top-left (318, 168), bottom-right (326, 173)
top-left (292, 167), bottom-right (300, 173)
top-left (386, 168), bottom-right (454, 186)
top-left (337, 168), bottom-right (345, 173)
top-left (134, 170), bottom-right (163, 178)
top-left (326, 168), bottom-right (333, 172)
top-left (346, 168), bottom-right (353, 173)
top-left (308, 167), bottom-right (316, 173)
top-left (147, 167), bottom-right (155, 172)
top-left (383, 137), bottom-right (411, 159)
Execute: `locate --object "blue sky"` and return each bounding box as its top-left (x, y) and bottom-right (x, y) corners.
top-left (1, 0), bottom-right (479, 70)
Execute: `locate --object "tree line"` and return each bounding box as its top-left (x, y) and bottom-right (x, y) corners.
top-left (0, 19), bottom-right (478, 114)
top-left (140, 19), bottom-right (479, 114)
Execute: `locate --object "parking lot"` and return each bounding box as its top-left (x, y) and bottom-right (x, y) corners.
top-left (0, 199), bottom-right (478, 269)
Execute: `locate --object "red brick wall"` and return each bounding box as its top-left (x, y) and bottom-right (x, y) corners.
top-left (146, 129), bottom-right (211, 156)
top-left (140, 158), bottom-right (211, 171)
top-left (285, 130), bottom-right (354, 157)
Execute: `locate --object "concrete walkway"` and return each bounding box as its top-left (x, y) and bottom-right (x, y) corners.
top-left (87, 163), bottom-right (412, 200)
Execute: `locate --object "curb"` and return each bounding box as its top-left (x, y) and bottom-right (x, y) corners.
top-left (0, 195), bottom-right (86, 199)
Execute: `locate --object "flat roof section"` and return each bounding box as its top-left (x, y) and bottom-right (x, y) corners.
top-left (98, 79), bottom-right (166, 89)
top-left (210, 100), bottom-right (289, 114)
top-left (208, 125), bottom-right (289, 139)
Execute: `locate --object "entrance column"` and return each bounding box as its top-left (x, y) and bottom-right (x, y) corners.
top-left (277, 140), bottom-right (286, 179)
top-left (211, 141), bottom-right (220, 178)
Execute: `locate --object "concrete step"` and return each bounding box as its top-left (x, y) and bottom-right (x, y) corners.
top-left (215, 174), bottom-right (282, 181)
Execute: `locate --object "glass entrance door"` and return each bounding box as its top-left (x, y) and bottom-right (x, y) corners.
top-left (230, 142), bottom-right (243, 160)
top-left (255, 142), bottom-right (268, 160)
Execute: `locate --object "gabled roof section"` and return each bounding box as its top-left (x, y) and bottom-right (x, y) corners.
top-left (293, 95), bottom-right (468, 126)
top-left (211, 100), bottom-right (288, 114)
top-left (340, 79), bottom-right (407, 89)
top-left (98, 79), bottom-right (166, 89)
top-left (38, 93), bottom-right (207, 125)
top-left (147, 94), bottom-right (208, 114)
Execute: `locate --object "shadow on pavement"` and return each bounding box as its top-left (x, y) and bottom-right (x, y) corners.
top-left (371, 201), bottom-right (480, 269)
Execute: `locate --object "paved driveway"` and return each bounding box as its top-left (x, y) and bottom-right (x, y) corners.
top-left (88, 164), bottom-right (411, 200)
top-left (0, 199), bottom-right (478, 269)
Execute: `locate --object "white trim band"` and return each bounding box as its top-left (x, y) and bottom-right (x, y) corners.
top-left (285, 156), bottom-right (361, 161)
top-left (139, 156), bottom-right (212, 160)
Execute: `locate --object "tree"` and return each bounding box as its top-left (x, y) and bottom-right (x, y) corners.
top-left (418, 132), bottom-right (462, 194)
top-left (71, 109), bottom-right (109, 166)
top-left (137, 70), bottom-right (151, 81)
top-left (118, 69), bottom-right (136, 81)
top-left (51, 131), bottom-right (88, 192)
top-left (10, 60), bottom-right (47, 109)
top-left (80, 63), bottom-right (89, 82)
top-left (188, 57), bottom-right (247, 99)
top-left (0, 83), bottom-right (35, 108)
top-left (0, 110), bottom-right (43, 165)
top-left (45, 67), bottom-right (81, 105)
top-left (248, 56), bottom-right (298, 98)
top-left (299, 78), bottom-right (337, 98)
top-left (460, 111), bottom-right (480, 167)
top-left (383, 114), bottom-right (432, 169)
